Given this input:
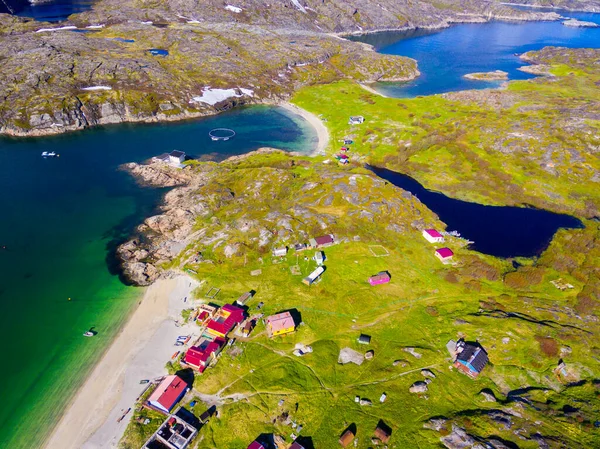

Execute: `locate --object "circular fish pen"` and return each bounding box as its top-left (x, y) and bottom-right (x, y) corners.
top-left (209, 128), bottom-right (236, 141)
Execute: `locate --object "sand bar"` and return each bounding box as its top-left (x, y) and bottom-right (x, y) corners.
top-left (44, 274), bottom-right (200, 449)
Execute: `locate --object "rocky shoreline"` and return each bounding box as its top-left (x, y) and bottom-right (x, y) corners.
top-left (0, 1), bottom-right (564, 137)
top-left (117, 148), bottom-right (295, 285)
top-left (562, 18), bottom-right (599, 27)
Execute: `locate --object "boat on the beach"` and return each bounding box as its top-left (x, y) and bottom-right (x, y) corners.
top-left (41, 151), bottom-right (58, 157)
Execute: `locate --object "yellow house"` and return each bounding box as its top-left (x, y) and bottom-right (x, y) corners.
top-left (266, 312), bottom-right (296, 337)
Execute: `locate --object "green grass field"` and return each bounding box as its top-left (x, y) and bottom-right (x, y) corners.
top-left (120, 49), bottom-right (600, 448)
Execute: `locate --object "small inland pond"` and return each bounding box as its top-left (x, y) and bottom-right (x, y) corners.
top-left (369, 166), bottom-right (582, 258)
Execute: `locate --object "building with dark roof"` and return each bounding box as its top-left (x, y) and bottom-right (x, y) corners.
top-left (169, 150), bottom-right (185, 164)
top-left (358, 334), bottom-right (371, 345)
top-left (453, 340), bottom-right (489, 378)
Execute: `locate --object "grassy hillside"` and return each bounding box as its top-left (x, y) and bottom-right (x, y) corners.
top-left (292, 48), bottom-right (600, 219)
top-left (119, 149), bottom-right (599, 448)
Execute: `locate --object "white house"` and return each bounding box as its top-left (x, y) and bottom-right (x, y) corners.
top-left (348, 116), bottom-right (365, 125)
top-left (169, 150), bottom-right (185, 165)
top-left (273, 247), bottom-right (288, 257)
top-left (422, 229), bottom-right (444, 243)
top-left (314, 251), bottom-right (325, 265)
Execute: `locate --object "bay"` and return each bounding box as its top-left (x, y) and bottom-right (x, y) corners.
top-left (347, 11), bottom-right (600, 97)
top-left (0, 105), bottom-right (317, 448)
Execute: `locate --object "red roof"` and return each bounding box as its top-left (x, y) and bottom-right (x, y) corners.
top-left (147, 375), bottom-right (187, 413)
top-left (435, 247), bottom-right (454, 258)
top-left (314, 235), bottom-right (334, 246)
top-left (207, 304), bottom-right (245, 336)
top-left (247, 442), bottom-right (265, 449)
top-left (290, 442), bottom-right (305, 449)
top-left (184, 338), bottom-right (225, 370)
top-left (425, 229), bottom-right (443, 238)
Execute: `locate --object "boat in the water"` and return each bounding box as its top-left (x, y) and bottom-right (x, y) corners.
top-left (83, 331), bottom-right (95, 337)
top-left (41, 151), bottom-right (58, 157)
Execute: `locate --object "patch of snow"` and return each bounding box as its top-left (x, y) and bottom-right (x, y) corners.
top-left (188, 20), bottom-right (201, 24)
top-left (225, 5), bottom-right (242, 13)
top-left (290, 0), bottom-right (306, 13)
top-left (141, 21), bottom-right (153, 25)
top-left (86, 24), bottom-right (105, 29)
top-left (36, 26), bottom-right (77, 33)
top-left (190, 87), bottom-right (254, 106)
top-left (81, 86), bottom-right (113, 91)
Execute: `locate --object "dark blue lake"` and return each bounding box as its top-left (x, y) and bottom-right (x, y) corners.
top-left (369, 167), bottom-right (582, 258)
top-left (7, 0), bottom-right (95, 21)
top-left (348, 11), bottom-right (600, 97)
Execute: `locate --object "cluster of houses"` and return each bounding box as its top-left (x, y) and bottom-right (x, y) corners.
top-left (422, 229), bottom-right (455, 263)
top-left (141, 225), bottom-right (480, 447)
top-left (272, 234), bottom-right (337, 287)
top-left (180, 303), bottom-right (245, 373)
top-left (152, 150), bottom-right (186, 168)
top-left (141, 374), bottom-right (217, 449)
top-left (181, 292), bottom-right (300, 376)
top-left (141, 375), bottom-right (204, 449)
top-left (335, 145), bottom-right (351, 165)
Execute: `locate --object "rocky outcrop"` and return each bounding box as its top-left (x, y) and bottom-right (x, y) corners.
top-left (0, 14), bottom-right (418, 136)
top-left (116, 149), bottom-right (443, 285)
top-left (463, 70), bottom-right (508, 81)
top-left (121, 162), bottom-right (192, 187)
top-left (409, 381), bottom-right (428, 393)
top-left (562, 18), bottom-right (599, 27)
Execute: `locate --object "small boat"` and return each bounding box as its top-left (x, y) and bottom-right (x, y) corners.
top-left (41, 151), bottom-right (58, 157)
top-left (83, 331), bottom-right (95, 337)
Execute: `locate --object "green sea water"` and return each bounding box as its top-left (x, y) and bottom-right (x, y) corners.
top-left (0, 106), bottom-right (317, 448)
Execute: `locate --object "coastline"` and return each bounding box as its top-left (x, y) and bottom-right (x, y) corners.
top-left (279, 102), bottom-right (330, 155)
top-left (43, 274), bottom-right (200, 449)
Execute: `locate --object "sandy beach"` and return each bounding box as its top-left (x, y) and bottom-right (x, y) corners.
top-left (279, 102), bottom-right (330, 155)
top-left (43, 274), bottom-right (201, 449)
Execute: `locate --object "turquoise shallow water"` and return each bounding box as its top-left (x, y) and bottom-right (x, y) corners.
top-left (347, 11), bottom-right (600, 97)
top-left (0, 106), bottom-right (317, 448)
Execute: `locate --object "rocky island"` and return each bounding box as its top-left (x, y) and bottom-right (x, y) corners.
top-left (463, 70), bottom-right (509, 81)
top-left (562, 18), bottom-right (599, 27)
